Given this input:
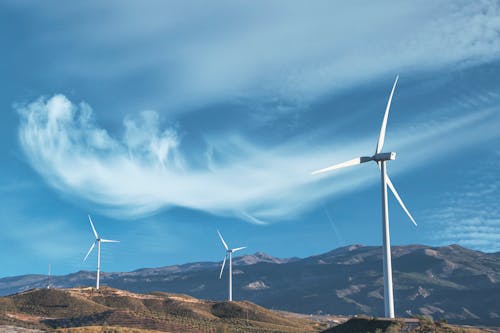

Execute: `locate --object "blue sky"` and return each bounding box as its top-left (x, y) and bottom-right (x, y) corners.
top-left (1, 1), bottom-right (499, 277)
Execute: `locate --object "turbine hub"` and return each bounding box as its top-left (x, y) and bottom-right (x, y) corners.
top-left (373, 152), bottom-right (396, 161)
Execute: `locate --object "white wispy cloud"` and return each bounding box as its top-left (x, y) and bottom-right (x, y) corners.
top-left (16, 94), bottom-right (499, 222)
top-left (12, 0), bottom-right (500, 112)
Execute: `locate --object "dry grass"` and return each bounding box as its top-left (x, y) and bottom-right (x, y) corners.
top-left (414, 317), bottom-right (489, 333)
top-left (322, 316), bottom-right (493, 333)
top-left (53, 326), bottom-right (167, 333)
top-left (0, 287), bottom-right (321, 333)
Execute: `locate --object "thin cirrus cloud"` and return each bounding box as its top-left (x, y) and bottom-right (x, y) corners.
top-left (427, 198), bottom-right (500, 252)
top-left (16, 94), bottom-right (498, 223)
top-left (16, 1), bottom-right (500, 113)
top-left (10, 1), bottom-right (500, 224)
top-left (425, 158), bottom-right (500, 253)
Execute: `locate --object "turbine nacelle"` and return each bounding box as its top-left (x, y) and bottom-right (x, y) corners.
top-left (225, 246), bottom-right (246, 255)
top-left (357, 152), bottom-right (396, 164)
top-left (372, 152), bottom-right (396, 162)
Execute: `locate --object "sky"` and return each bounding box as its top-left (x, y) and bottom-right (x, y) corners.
top-left (1, 1), bottom-right (499, 277)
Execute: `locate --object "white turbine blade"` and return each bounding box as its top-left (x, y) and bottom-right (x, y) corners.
top-left (83, 241), bottom-right (96, 262)
top-left (311, 157), bottom-right (363, 175)
top-left (232, 246), bottom-right (247, 252)
top-left (378, 164), bottom-right (417, 226)
top-left (219, 255), bottom-right (227, 279)
top-left (217, 230), bottom-right (229, 250)
top-left (88, 215), bottom-right (99, 239)
top-left (376, 75), bottom-right (399, 154)
top-left (386, 174), bottom-right (417, 226)
top-left (101, 239), bottom-right (120, 243)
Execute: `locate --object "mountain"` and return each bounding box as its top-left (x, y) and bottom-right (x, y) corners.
top-left (0, 244), bottom-right (498, 326)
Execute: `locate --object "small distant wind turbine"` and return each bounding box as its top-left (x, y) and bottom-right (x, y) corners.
top-left (83, 215), bottom-right (119, 290)
top-left (47, 263), bottom-right (51, 289)
top-left (217, 230), bottom-right (246, 302)
top-left (312, 76), bottom-right (417, 318)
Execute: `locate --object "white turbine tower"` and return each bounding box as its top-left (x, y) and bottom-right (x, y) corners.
top-left (217, 230), bottom-right (246, 302)
top-left (83, 215), bottom-right (120, 290)
top-left (312, 76), bottom-right (417, 318)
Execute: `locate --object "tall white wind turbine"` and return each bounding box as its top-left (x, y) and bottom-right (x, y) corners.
top-left (217, 230), bottom-right (246, 302)
top-left (83, 215), bottom-right (120, 290)
top-left (312, 76), bottom-right (417, 318)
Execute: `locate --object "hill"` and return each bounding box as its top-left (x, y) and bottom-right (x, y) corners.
top-left (1, 244), bottom-right (498, 326)
top-left (0, 288), bottom-right (495, 333)
top-left (321, 316), bottom-right (493, 333)
top-left (0, 287), bottom-right (323, 332)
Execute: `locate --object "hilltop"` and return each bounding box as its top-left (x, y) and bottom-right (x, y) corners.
top-left (0, 287), bottom-right (323, 332)
top-left (1, 244), bottom-right (499, 326)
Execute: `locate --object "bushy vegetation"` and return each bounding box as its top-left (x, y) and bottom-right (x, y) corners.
top-left (412, 316), bottom-right (486, 333)
top-left (54, 326), bottom-right (164, 333)
top-left (323, 315), bottom-right (490, 333)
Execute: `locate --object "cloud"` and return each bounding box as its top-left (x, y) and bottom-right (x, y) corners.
top-left (424, 157), bottom-right (500, 253)
top-left (427, 209), bottom-right (500, 253)
top-left (10, 1), bottom-right (500, 113)
top-left (17, 95), bottom-right (357, 221)
top-left (17, 94), bottom-right (499, 222)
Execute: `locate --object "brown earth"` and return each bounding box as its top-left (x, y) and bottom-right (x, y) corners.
top-left (0, 287), bottom-right (323, 333)
top-left (0, 287), bottom-right (497, 333)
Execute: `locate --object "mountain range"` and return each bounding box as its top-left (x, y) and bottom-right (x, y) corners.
top-left (1, 244), bottom-right (498, 326)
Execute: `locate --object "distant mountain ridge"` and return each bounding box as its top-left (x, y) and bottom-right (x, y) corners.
top-left (128, 251), bottom-right (299, 277)
top-left (1, 244), bottom-right (498, 326)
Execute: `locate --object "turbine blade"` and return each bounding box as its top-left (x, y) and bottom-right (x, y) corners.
top-left (376, 75), bottom-right (399, 154)
top-left (217, 230), bottom-right (229, 250)
top-left (88, 215), bottom-right (99, 239)
top-left (219, 255), bottom-right (227, 279)
top-left (101, 239), bottom-right (120, 243)
top-left (311, 157), bottom-right (364, 175)
top-left (83, 241), bottom-right (96, 262)
top-left (379, 166), bottom-right (417, 226)
top-left (232, 246), bottom-right (247, 252)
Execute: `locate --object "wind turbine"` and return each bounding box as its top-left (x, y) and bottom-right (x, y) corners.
top-left (217, 230), bottom-right (246, 302)
top-left (47, 263), bottom-right (51, 289)
top-left (312, 76), bottom-right (416, 318)
top-left (83, 215), bottom-right (119, 290)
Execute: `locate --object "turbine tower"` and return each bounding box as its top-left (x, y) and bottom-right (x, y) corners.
top-left (47, 263), bottom-right (51, 289)
top-left (217, 230), bottom-right (246, 302)
top-left (83, 215), bottom-right (119, 290)
top-left (312, 76), bottom-right (416, 318)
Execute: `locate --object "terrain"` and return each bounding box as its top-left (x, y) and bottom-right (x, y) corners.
top-left (0, 288), bottom-right (494, 333)
top-left (0, 287), bottom-right (323, 332)
top-left (1, 244), bottom-right (498, 326)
